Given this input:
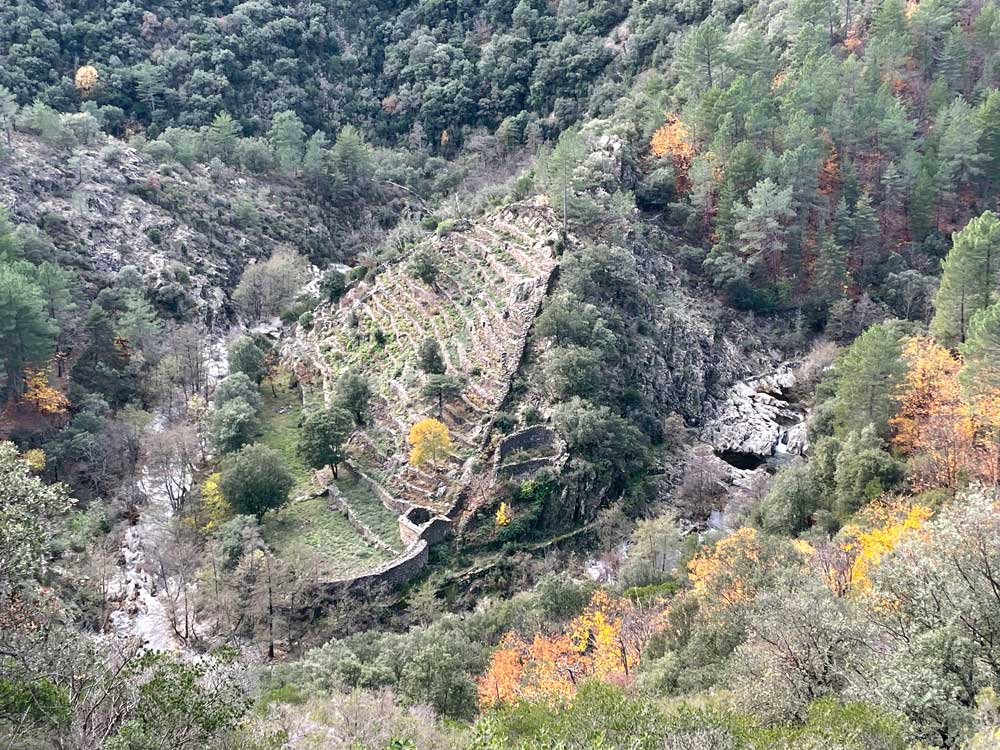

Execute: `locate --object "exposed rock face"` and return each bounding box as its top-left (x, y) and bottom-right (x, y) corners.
top-left (700, 367), bottom-right (808, 460)
top-left (0, 132), bottom-right (381, 324)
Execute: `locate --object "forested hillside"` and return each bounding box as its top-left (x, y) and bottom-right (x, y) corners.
top-left (2, 0), bottom-right (1000, 747)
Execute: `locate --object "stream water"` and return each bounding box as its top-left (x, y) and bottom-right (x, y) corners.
top-left (105, 336), bottom-right (228, 654)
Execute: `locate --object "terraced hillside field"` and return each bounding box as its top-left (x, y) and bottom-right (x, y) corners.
top-left (286, 202), bottom-right (561, 518)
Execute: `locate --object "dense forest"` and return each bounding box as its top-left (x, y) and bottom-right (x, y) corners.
top-left (2, 0), bottom-right (1000, 747)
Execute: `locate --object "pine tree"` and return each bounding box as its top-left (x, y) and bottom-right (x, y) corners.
top-left (811, 234), bottom-right (851, 306)
top-left (734, 178), bottom-right (794, 283)
top-left (910, 161), bottom-right (938, 241)
top-left (978, 89), bottom-right (1000, 197)
top-left (931, 211), bottom-right (1000, 345)
top-left (330, 125), bottom-right (371, 186)
top-left (938, 26), bottom-right (969, 95)
top-left (936, 97), bottom-right (985, 216)
top-left (852, 192), bottom-right (881, 284)
top-left (268, 110), bottom-right (305, 173)
top-left (206, 112), bottom-right (241, 163)
top-left (871, 0), bottom-right (908, 40)
top-left (133, 63), bottom-right (167, 122)
top-left (676, 19), bottom-right (728, 95)
top-left (0, 265), bottom-right (57, 397)
top-left (960, 299), bottom-right (1000, 393)
top-left (714, 141), bottom-right (762, 242)
top-left (540, 127), bottom-right (587, 227)
top-left (832, 321), bottom-right (909, 439)
top-left (302, 131), bottom-right (330, 189)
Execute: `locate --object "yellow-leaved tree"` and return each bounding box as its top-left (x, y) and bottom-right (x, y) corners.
top-left (200, 472), bottom-right (233, 531)
top-left (75, 65), bottom-right (98, 94)
top-left (408, 417), bottom-right (451, 469)
top-left (23, 368), bottom-right (69, 415)
top-left (839, 499), bottom-right (933, 593)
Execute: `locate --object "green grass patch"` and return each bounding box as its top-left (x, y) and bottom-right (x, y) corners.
top-left (256, 378), bottom-right (311, 493)
top-left (257, 371), bottom-right (395, 577)
top-left (262, 496), bottom-right (392, 578)
top-left (335, 469), bottom-right (402, 550)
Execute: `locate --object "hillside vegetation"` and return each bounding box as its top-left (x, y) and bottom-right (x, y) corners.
top-left (1, 0), bottom-right (1000, 747)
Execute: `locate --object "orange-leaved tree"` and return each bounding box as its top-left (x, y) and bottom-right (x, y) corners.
top-left (477, 590), bottom-right (654, 707)
top-left (890, 335), bottom-right (1000, 488)
top-left (650, 115), bottom-right (696, 192)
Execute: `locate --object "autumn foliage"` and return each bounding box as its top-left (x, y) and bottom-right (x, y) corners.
top-left (650, 115), bottom-right (696, 193)
top-left (477, 591), bottom-right (654, 707)
top-left (22, 368), bottom-right (69, 415)
top-left (687, 527), bottom-right (765, 613)
top-left (839, 499), bottom-right (933, 593)
top-left (408, 417), bottom-right (452, 468)
top-left (74, 65), bottom-right (98, 93)
top-left (891, 336), bottom-right (1000, 488)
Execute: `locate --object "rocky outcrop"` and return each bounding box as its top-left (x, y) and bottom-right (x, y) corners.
top-left (0, 132), bottom-right (385, 325)
top-left (700, 367), bottom-right (808, 461)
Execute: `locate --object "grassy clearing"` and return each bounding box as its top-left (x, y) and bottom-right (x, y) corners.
top-left (257, 371), bottom-right (391, 577)
top-left (336, 468), bottom-right (402, 550)
top-left (262, 495), bottom-right (392, 577)
top-left (256, 377), bottom-right (312, 492)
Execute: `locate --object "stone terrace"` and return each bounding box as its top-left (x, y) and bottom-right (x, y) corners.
top-left (286, 202), bottom-right (561, 519)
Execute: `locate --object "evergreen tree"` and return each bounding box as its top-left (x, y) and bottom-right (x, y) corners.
top-left (227, 336), bottom-right (267, 384)
top-left (832, 426), bottom-right (904, 515)
top-left (421, 374), bottom-right (463, 417)
top-left (0, 265), bottom-right (56, 397)
top-left (931, 211), bottom-right (1000, 345)
top-left (715, 141), bottom-right (762, 241)
top-left (733, 178), bottom-right (794, 283)
top-left (213, 372), bottom-right (261, 411)
top-left (320, 269), bottom-right (347, 302)
top-left (206, 112), bottom-right (240, 163)
top-left (268, 111), bottom-right (305, 173)
top-left (116, 290), bottom-right (161, 354)
top-left (71, 303), bottom-right (133, 405)
top-left (29, 261), bottom-right (76, 329)
top-left (297, 406), bottom-right (353, 478)
top-left (936, 97), bottom-right (985, 216)
top-left (210, 397), bottom-right (260, 454)
top-left (133, 63), bottom-right (167, 122)
top-left (811, 234), bottom-right (851, 307)
top-left (833, 196), bottom-right (855, 249)
top-left (832, 320), bottom-right (909, 439)
top-left (978, 89), bottom-right (1000, 196)
top-left (330, 125), bottom-right (371, 185)
top-left (540, 127), bottom-right (588, 226)
top-left (418, 338), bottom-right (446, 375)
top-left (960, 299), bottom-right (1000, 393)
top-left (938, 26), bottom-right (969, 95)
top-left (852, 192), bottom-right (881, 284)
top-left (677, 19), bottom-right (728, 95)
top-left (219, 444), bottom-right (293, 519)
top-left (333, 370), bottom-right (372, 425)
top-left (302, 131), bottom-right (330, 188)
top-left (909, 161), bottom-right (938, 242)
